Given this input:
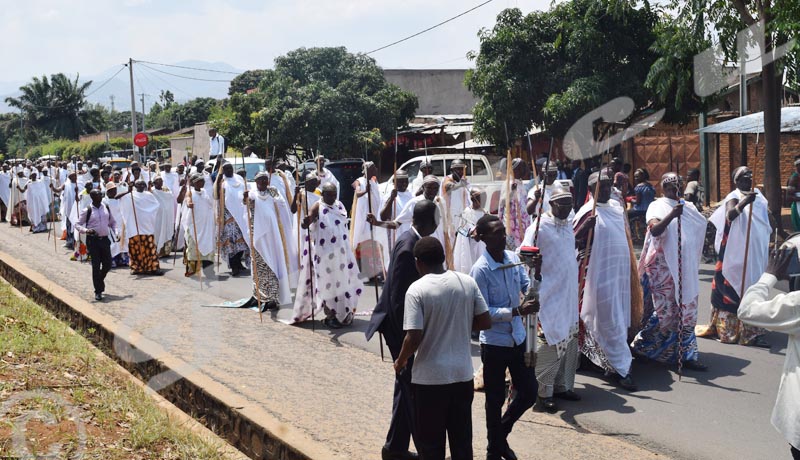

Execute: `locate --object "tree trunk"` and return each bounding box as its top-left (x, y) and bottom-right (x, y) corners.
top-left (762, 31), bottom-right (783, 234)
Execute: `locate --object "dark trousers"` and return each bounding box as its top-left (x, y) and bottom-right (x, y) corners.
top-left (382, 320), bottom-right (417, 453)
top-left (87, 235), bottom-right (112, 294)
top-left (792, 445), bottom-right (800, 460)
top-left (480, 343), bottom-right (538, 458)
top-left (229, 251), bottom-right (244, 269)
top-left (413, 380), bottom-right (474, 460)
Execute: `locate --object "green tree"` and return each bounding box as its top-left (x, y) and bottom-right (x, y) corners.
top-left (228, 69), bottom-right (269, 96)
top-left (220, 47), bottom-right (417, 157)
top-left (673, 0), bottom-right (800, 230)
top-left (466, 1), bottom-right (660, 145)
top-left (146, 97), bottom-right (219, 131)
top-left (4, 73), bottom-right (98, 140)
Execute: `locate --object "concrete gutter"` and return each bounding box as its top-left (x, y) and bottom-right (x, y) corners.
top-left (0, 250), bottom-right (339, 460)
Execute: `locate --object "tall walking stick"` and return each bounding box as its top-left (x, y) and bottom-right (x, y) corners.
top-left (739, 134), bottom-right (760, 297)
top-left (363, 149), bottom-right (386, 361)
top-left (187, 185), bottom-right (202, 290)
top-left (50, 188), bottom-right (57, 253)
top-left (301, 156), bottom-right (317, 333)
top-left (173, 168), bottom-right (191, 266)
top-left (242, 152), bottom-right (263, 322)
top-left (677, 199), bottom-right (685, 380)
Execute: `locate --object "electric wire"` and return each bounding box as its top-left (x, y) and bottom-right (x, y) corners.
top-left (11, 65), bottom-right (126, 111)
top-left (138, 63), bottom-right (233, 83)
top-left (135, 59), bottom-right (242, 75)
top-left (365, 0), bottom-right (494, 55)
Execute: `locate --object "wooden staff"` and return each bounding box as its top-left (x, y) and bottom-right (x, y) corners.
top-left (294, 151), bottom-right (302, 269)
top-left (503, 123), bottom-right (513, 237)
top-left (532, 138), bottom-right (555, 247)
top-left (187, 183), bottom-right (202, 290)
top-left (302, 151), bottom-right (317, 333)
top-left (391, 130), bottom-right (398, 249)
top-left (739, 134), bottom-right (760, 298)
top-left (676, 196), bottom-right (685, 379)
top-left (173, 167), bottom-right (192, 266)
top-left (50, 188), bottom-right (57, 253)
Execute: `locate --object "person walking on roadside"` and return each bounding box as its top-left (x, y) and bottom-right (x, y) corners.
top-left (471, 214), bottom-right (539, 460)
top-left (738, 247), bottom-right (800, 460)
top-left (75, 189), bottom-right (116, 301)
top-left (366, 200), bottom-right (438, 460)
top-left (394, 236), bottom-right (491, 460)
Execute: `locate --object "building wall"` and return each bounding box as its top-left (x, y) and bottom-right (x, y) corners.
top-left (383, 69), bottom-right (478, 115)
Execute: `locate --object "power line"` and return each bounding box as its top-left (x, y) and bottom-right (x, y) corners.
top-left (138, 63), bottom-right (233, 83)
top-left (366, 0), bottom-right (494, 55)
top-left (137, 65), bottom-right (194, 99)
top-left (134, 59), bottom-right (242, 75)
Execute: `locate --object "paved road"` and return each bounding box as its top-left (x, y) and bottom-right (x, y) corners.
top-left (153, 242), bottom-right (789, 460)
top-left (0, 224), bottom-right (790, 459)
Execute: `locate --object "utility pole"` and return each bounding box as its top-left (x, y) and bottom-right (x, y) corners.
top-left (109, 95), bottom-right (115, 112)
top-left (128, 58), bottom-right (139, 162)
top-left (739, 54), bottom-right (748, 168)
top-left (140, 93), bottom-right (149, 161)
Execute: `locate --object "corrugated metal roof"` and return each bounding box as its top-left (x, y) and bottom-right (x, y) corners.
top-left (697, 107), bottom-right (800, 134)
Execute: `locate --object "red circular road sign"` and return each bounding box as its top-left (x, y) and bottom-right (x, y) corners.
top-left (134, 132), bottom-right (149, 148)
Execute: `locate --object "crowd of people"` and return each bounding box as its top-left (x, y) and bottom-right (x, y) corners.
top-left (0, 149), bottom-right (789, 460)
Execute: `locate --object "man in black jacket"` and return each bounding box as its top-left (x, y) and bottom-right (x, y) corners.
top-left (366, 200), bottom-right (437, 460)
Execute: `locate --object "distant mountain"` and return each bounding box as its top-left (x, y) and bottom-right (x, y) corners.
top-left (0, 60), bottom-right (245, 113)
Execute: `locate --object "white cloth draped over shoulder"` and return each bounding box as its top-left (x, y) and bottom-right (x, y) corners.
top-left (10, 177), bottom-right (28, 208)
top-left (161, 171), bottom-right (181, 201)
top-left (25, 180), bottom-right (50, 226)
top-left (103, 197), bottom-right (127, 257)
top-left (644, 198), bottom-right (707, 304)
top-left (352, 177), bottom-right (383, 247)
top-left (220, 175), bottom-right (248, 235)
top-left (182, 188), bottom-right (216, 256)
top-left (60, 181), bottom-right (78, 232)
top-left (709, 189), bottom-right (770, 298)
top-left (119, 190), bottom-right (160, 237)
top-left (317, 168), bottom-right (340, 199)
top-left (0, 172), bottom-right (11, 207)
top-left (524, 212), bottom-right (579, 356)
top-left (573, 198), bottom-right (632, 377)
top-left (453, 206), bottom-right (485, 274)
top-left (151, 189), bottom-right (176, 251)
top-left (243, 188), bottom-right (299, 305)
top-left (441, 176), bottom-right (470, 240)
top-left (394, 194), bottom-right (448, 253)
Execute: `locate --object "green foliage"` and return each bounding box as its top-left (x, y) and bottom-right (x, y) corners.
top-left (467, 0), bottom-right (659, 144)
top-left (222, 47), bottom-right (417, 158)
top-left (228, 69), bottom-right (270, 95)
top-left (145, 97), bottom-right (219, 131)
top-left (4, 73), bottom-right (96, 140)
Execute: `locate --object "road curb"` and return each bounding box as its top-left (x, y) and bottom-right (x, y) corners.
top-left (0, 250), bottom-right (339, 460)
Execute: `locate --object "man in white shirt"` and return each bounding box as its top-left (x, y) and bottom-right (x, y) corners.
top-left (739, 247), bottom-right (800, 459)
top-left (395, 236), bottom-right (491, 460)
top-left (208, 128), bottom-right (225, 160)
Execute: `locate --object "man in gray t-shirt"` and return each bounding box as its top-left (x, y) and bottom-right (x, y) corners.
top-left (394, 237), bottom-right (490, 460)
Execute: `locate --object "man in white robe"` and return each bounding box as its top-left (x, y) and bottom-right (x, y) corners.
top-left (103, 183), bottom-right (128, 267)
top-left (243, 171), bottom-right (298, 309)
top-left (573, 170), bottom-right (636, 391)
top-left (526, 162), bottom-right (559, 222)
top-left (292, 183), bottom-right (363, 328)
top-left (24, 172), bottom-right (50, 233)
top-left (214, 162), bottom-right (250, 276)
top-left (151, 177), bottom-right (176, 257)
top-left (10, 171), bottom-right (29, 227)
top-left (441, 159), bottom-right (471, 245)
top-left (264, 157), bottom-right (295, 204)
top-left (453, 188), bottom-right (487, 274)
top-left (120, 180), bottom-right (163, 275)
top-left (314, 155), bottom-right (340, 200)
top-left (179, 174), bottom-right (216, 277)
top-left (0, 164), bottom-right (11, 222)
top-left (410, 158), bottom-right (434, 196)
top-left (378, 169), bottom-right (414, 269)
top-left (523, 186), bottom-right (581, 412)
top-left (351, 161), bottom-right (385, 278)
top-left (291, 172), bottom-right (322, 274)
top-left (160, 163), bottom-right (181, 201)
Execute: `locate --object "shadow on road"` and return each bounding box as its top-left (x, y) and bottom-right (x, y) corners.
top-left (558, 383), bottom-right (637, 434)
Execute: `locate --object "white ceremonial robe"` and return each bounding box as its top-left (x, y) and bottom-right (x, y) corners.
top-left (574, 198), bottom-right (632, 377)
top-left (269, 171), bottom-right (295, 204)
top-left (244, 188), bottom-right (299, 305)
top-left (220, 175), bottom-right (248, 236)
top-left (441, 176), bottom-right (471, 243)
top-left (103, 197), bottom-right (127, 257)
top-left (119, 191), bottom-right (160, 238)
top-left (0, 171), bottom-right (11, 209)
top-left (60, 181), bottom-right (78, 233)
top-left (25, 180), bottom-right (49, 227)
top-left (161, 172), bottom-right (181, 201)
top-left (709, 189), bottom-right (770, 298)
top-left (453, 206), bottom-right (486, 274)
top-left (379, 188), bottom-right (413, 270)
top-left (316, 168), bottom-right (340, 200)
top-left (151, 188), bottom-right (176, 252)
top-left (524, 212), bottom-right (579, 357)
top-left (352, 177), bottom-right (382, 247)
top-left (182, 188), bottom-right (216, 257)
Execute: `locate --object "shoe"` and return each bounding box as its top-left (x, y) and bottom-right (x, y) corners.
top-left (554, 390), bottom-right (582, 401)
top-left (616, 374), bottom-right (638, 392)
top-left (381, 447), bottom-right (419, 460)
top-left (326, 317), bottom-right (344, 329)
top-left (682, 360), bottom-right (708, 371)
top-left (231, 266), bottom-right (241, 277)
top-left (265, 301), bottom-right (279, 311)
top-left (94, 293), bottom-right (102, 301)
top-left (502, 445), bottom-right (518, 460)
top-left (533, 396), bottom-right (557, 413)
top-left (748, 337), bottom-right (771, 348)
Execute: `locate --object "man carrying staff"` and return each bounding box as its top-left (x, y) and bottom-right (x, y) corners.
top-left (160, 162), bottom-right (181, 201)
top-left (75, 189), bottom-right (116, 301)
top-left (291, 172), bottom-right (322, 248)
top-left (292, 183), bottom-right (363, 329)
top-left (697, 166), bottom-right (771, 348)
top-left (178, 173), bottom-right (216, 278)
top-left (52, 171), bottom-right (78, 249)
top-left (243, 171), bottom-right (298, 310)
top-left (150, 176), bottom-right (176, 258)
top-left (573, 169), bottom-right (637, 391)
top-left (265, 156), bottom-right (295, 204)
top-left (522, 186), bottom-right (581, 413)
top-left (410, 158), bottom-right (434, 196)
top-left (314, 155), bottom-right (340, 200)
top-left (366, 200), bottom-right (438, 460)
top-left (10, 170), bottom-right (29, 227)
top-left (23, 171), bottom-right (49, 233)
top-left (214, 162), bottom-right (250, 276)
top-left (632, 173), bottom-right (708, 370)
top-left (453, 188), bottom-right (487, 274)
top-left (379, 169), bottom-right (414, 269)
top-left (119, 180), bottom-right (163, 276)
top-left (352, 161), bottom-right (386, 278)
top-left (103, 182), bottom-right (129, 268)
top-left (471, 214), bottom-right (539, 460)
top-left (526, 162), bottom-right (560, 222)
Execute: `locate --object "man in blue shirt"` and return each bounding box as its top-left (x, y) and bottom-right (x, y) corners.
top-left (471, 214), bottom-right (539, 460)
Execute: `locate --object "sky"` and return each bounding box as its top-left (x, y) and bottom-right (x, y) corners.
top-left (0, 0), bottom-right (554, 84)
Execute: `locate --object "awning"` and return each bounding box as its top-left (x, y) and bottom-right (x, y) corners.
top-left (697, 107), bottom-right (800, 134)
top-left (409, 138), bottom-right (495, 153)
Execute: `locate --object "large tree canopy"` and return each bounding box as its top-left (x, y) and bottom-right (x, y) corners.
top-left (467, 0), bottom-right (660, 146)
top-left (4, 73), bottom-right (98, 140)
top-left (215, 47), bottom-right (418, 157)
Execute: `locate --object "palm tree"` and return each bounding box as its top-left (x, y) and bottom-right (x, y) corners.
top-left (5, 73), bottom-right (93, 140)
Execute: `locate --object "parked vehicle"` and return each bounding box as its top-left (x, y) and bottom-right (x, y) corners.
top-left (208, 156), bottom-right (266, 181)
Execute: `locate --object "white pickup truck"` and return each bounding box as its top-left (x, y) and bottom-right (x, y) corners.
top-left (379, 153), bottom-right (505, 213)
